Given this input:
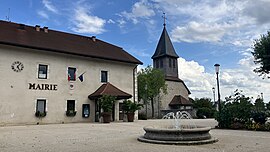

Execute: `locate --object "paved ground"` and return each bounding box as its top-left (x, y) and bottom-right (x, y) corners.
top-left (0, 119), bottom-right (270, 152)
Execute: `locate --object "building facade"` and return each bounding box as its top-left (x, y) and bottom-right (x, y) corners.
top-left (0, 21), bottom-right (142, 125)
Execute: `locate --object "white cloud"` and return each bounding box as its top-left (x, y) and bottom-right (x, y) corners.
top-left (146, 0), bottom-right (270, 49)
top-left (116, 18), bottom-right (126, 28)
top-left (42, 0), bottom-right (58, 14)
top-left (71, 7), bottom-right (106, 34)
top-left (243, 0), bottom-right (270, 24)
top-left (128, 47), bottom-right (151, 58)
top-left (118, 0), bottom-right (270, 47)
top-left (178, 57), bottom-right (270, 102)
top-left (37, 10), bottom-right (49, 19)
top-left (178, 58), bottom-right (215, 98)
top-left (107, 19), bottom-right (115, 24)
top-left (171, 22), bottom-right (226, 43)
top-left (120, 0), bottom-right (155, 24)
top-left (137, 65), bottom-right (147, 73)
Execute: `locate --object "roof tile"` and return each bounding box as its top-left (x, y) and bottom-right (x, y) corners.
top-left (0, 20), bottom-right (142, 65)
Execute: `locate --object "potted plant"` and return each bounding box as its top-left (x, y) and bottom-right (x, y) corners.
top-left (35, 111), bottom-right (46, 118)
top-left (123, 100), bottom-right (143, 122)
top-left (66, 110), bottom-right (77, 117)
top-left (99, 95), bottom-right (116, 123)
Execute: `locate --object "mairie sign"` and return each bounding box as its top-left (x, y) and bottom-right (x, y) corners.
top-left (28, 83), bottom-right (57, 91)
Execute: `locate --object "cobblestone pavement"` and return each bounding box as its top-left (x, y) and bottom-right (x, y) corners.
top-left (0, 119), bottom-right (270, 152)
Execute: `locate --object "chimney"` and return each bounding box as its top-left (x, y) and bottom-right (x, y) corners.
top-left (44, 26), bottom-right (48, 33)
top-left (92, 36), bottom-right (96, 42)
top-left (35, 25), bottom-right (40, 32)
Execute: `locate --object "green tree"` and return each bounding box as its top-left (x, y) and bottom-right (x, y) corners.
top-left (193, 98), bottom-right (213, 109)
top-left (216, 89), bottom-right (253, 128)
top-left (252, 31), bottom-right (270, 78)
top-left (138, 66), bottom-right (167, 118)
top-left (254, 98), bottom-right (265, 112)
top-left (193, 98), bottom-right (216, 118)
top-left (266, 101), bottom-right (270, 111)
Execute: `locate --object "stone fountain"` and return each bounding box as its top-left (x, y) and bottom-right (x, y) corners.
top-left (137, 111), bottom-right (218, 145)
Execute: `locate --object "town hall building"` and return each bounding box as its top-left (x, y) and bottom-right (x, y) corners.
top-left (0, 20), bottom-right (142, 125)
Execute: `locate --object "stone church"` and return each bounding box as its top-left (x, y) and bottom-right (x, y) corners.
top-left (142, 23), bottom-right (193, 118)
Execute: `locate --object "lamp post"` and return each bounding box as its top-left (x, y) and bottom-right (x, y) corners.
top-left (212, 87), bottom-right (216, 111)
top-left (214, 64), bottom-right (221, 112)
top-left (145, 85), bottom-right (148, 118)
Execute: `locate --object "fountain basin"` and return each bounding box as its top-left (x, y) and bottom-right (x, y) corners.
top-left (138, 126), bottom-right (218, 145)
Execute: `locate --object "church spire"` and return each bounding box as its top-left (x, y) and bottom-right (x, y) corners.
top-left (151, 14), bottom-right (178, 59)
top-left (152, 13), bottom-right (179, 78)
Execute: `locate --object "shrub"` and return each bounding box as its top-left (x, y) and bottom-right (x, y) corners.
top-left (197, 107), bottom-right (215, 118)
top-left (231, 122), bottom-right (245, 129)
top-left (99, 95), bottom-right (116, 112)
top-left (35, 111), bottom-right (46, 118)
top-left (122, 100), bottom-right (143, 113)
top-left (66, 110), bottom-right (77, 117)
top-left (215, 105), bottom-right (233, 128)
top-left (216, 90), bottom-right (253, 128)
top-left (252, 112), bottom-right (267, 124)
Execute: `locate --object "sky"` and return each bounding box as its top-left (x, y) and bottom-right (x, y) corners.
top-left (0, 0), bottom-right (270, 102)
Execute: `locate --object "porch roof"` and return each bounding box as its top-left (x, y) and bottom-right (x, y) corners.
top-left (169, 95), bottom-right (193, 106)
top-left (88, 82), bottom-right (132, 100)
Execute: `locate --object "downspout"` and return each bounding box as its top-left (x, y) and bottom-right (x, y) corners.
top-left (133, 65), bottom-right (138, 103)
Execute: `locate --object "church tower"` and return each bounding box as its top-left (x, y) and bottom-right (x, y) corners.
top-left (152, 23), bottom-right (179, 79)
top-left (150, 14), bottom-right (192, 118)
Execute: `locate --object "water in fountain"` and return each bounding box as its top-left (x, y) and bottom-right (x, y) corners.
top-left (162, 111), bottom-right (197, 129)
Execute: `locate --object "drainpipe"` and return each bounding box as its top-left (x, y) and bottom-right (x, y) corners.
top-left (133, 65), bottom-right (138, 103)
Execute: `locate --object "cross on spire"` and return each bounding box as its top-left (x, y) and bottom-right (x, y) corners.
top-left (162, 12), bottom-right (167, 27)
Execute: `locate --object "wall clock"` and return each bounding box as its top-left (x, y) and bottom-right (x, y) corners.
top-left (11, 61), bottom-right (24, 72)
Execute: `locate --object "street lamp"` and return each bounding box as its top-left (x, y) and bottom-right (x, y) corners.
top-left (212, 87), bottom-right (217, 110)
top-left (214, 64), bottom-right (221, 112)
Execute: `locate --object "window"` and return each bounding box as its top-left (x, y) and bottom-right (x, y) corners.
top-left (173, 59), bottom-right (176, 68)
top-left (68, 67), bottom-right (76, 81)
top-left (67, 100), bottom-right (75, 112)
top-left (101, 71), bottom-right (108, 82)
top-left (156, 60), bottom-right (159, 68)
top-left (160, 59), bottom-right (163, 68)
top-left (38, 64), bottom-right (48, 79)
top-left (169, 58), bottom-right (172, 68)
top-left (36, 99), bottom-right (46, 113)
top-left (66, 100), bottom-right (76, 116)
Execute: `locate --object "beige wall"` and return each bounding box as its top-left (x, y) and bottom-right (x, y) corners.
top-left (0, 45), bottom-right (137, 125)
top-left (139, 80), bottom-right (189, 118)
top-left (161, 80), bottom-right (189, 110)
